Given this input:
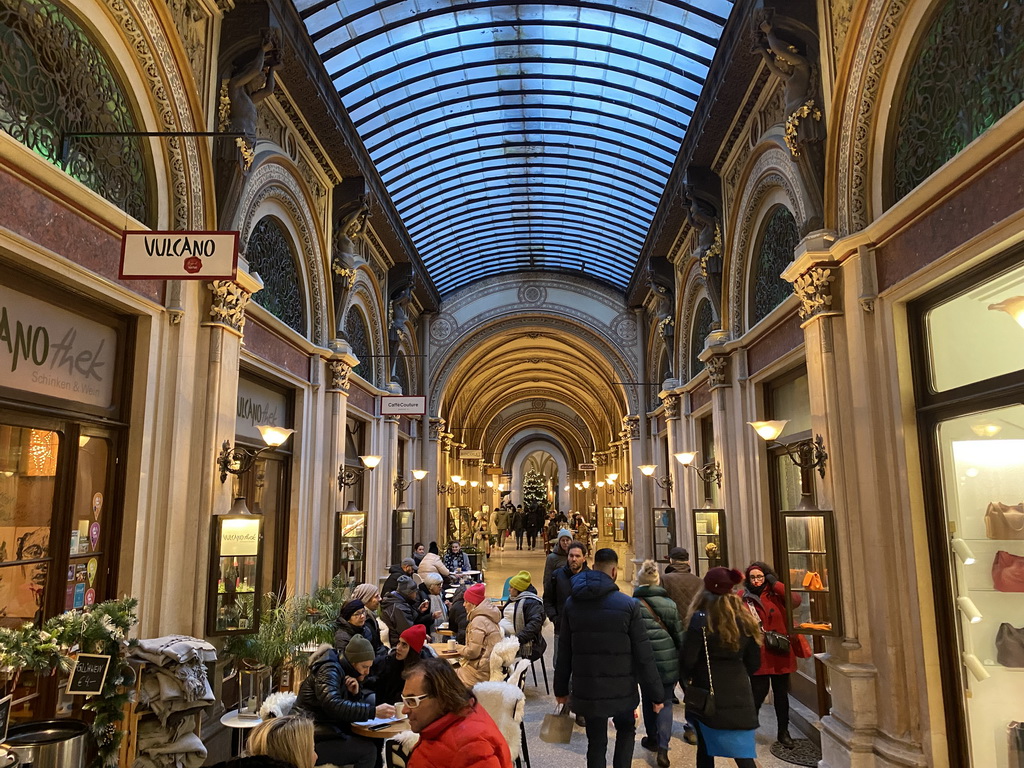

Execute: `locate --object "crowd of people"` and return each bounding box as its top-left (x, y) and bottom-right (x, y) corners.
top-left (211, 510), bottom-right (805, 768)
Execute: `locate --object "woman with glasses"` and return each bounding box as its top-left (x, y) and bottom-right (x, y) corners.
top-left (401, 658), bottom-right (512, 768)
top-left (333, 600), bottom-right (372, 657)
top-left (740, 561), bottom-right (801, 748)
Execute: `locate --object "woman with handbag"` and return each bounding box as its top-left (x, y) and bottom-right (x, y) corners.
top-left (680, 567), bottom-right (763, 767)
top-left (740, 561), bottom-right (801, 748)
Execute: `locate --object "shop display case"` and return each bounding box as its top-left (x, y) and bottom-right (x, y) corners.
top-left (612, 506), bottom-right (628, 542)
top-left (692, 508), bottom-right (727, 575)
top-left (335, 510), bottom-right (366, 584)
top-left (392, 508), bottom-right (415, 564)
top-left (207, 511), bottom-right (264, 636)
top-left (601, 506), bottom-right (614, 540)
top-left (651, 507), bottom-right (676, 562)
top-left (778, 508), bottom-right (841, 636)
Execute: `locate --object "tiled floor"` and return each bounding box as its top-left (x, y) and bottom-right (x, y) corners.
top-left (479, 544), bottom-right (805, 768)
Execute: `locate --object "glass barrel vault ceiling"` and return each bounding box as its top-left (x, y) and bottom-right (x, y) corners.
top-left (296, 0), bottom-right (734, 294)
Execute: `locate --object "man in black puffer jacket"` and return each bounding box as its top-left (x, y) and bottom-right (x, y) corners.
top-left (295, 637), bottom-right (395, 768)
top-left (555, 548), bottom-right (664, 768)
top-left (380, 576), bottom-right (434, 643)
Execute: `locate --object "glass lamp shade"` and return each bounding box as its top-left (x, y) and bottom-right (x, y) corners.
top-left (486, 480), bottom-right (494, 488)
top-left (458, 479), bottom-right (467, 486)
top-left (582, 481), bottom-right (591, 489)
top-left (257, 425), bottom-right (294, 447)
top-left (748, 420), bottom-right (789, 441)
top-left (674, 451), bottom-right (698, 466)
top-left (412, 469), bottom-right (428, 480)
top-left (450, 475), bottom-right (462, 483)
top-left (606, 473), bottom-right (619, 482)
top-left (596, 481), bottom-right (605, 488)
top-left (470, 481), bottom-right (479, 488)
top-left (638, 464), bottom-right (657, 477)
top-left (359, 455), bottom-right (382, 469)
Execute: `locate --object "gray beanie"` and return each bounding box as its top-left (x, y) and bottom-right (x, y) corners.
top-left (397, 574), bottom-right (417, 595)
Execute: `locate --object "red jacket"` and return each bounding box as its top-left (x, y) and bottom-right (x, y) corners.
top-left (408, 702), bottom-right (512, 768)
top-left (741, 581), bottom-right (800, 676)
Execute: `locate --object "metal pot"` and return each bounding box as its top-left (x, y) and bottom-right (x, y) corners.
top-left (3, 720), bottom-right (89, 768)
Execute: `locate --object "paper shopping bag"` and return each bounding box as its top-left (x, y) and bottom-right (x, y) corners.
top-left (540, 705), bottom-right (573, 744)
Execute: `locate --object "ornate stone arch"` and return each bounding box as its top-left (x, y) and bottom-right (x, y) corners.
top-left (237, 158), bottom-right (329, 344)
top-left (725, 142), bottom-right (805, 335)
top-left (833, 0), bottom-right (912, 236)
top-left (104, 0), bottom-right (209, 228)
top-left (678, 260), bottom-right (711, 382)
top-left (347, 270), bottom-right (387, 386)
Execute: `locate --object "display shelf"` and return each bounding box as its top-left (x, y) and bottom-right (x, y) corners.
top-left (779, 508), bottom-right (842, 636)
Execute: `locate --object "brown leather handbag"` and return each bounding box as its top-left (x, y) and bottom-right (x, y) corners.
top-left (985, 502), bottom-right (1024, 540)
top-left (997, 623), bottom-right (1024, 667)
top-left (993, 550), bottom-right (1024, 592)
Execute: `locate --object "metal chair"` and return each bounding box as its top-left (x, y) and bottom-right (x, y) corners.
top-left (529, 652), bottom-right (550, 695)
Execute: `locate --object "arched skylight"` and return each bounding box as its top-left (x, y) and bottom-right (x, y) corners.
top-left (296, 0), bottom-right (734, 294)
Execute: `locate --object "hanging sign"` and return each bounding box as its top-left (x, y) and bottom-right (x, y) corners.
top-left (236, 376), bottom-right (290, 443)
top-left (120, 231), bottom-right (239, 280)
top-left (66, 654), bottom-right (111, 696)
top-left (460, 449), bottom-right (483, 460)
top-left (220, 517), bottom-right (261, 557)
top-left (380, 395), bottom-right (426, 415)
top-left (578, 463), bottom-right (596, 471)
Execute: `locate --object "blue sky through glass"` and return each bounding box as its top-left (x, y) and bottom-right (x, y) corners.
top-left (296, 0), bottom-right (733, 294)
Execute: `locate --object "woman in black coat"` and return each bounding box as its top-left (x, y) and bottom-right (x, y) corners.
top-left (679, 568), bottom-right (763, 768)
top-left (511, 506), bottom-right (527, 550)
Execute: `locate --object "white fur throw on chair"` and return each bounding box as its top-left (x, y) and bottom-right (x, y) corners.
top-left (258, 691), bottom-right (296, 719)
top-left (488, 636), bottom-right (520, 681)
top-left (473, 681), bottom-right (525, 761)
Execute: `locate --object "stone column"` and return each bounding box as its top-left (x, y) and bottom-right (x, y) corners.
top-left (661, 392), bottom-right (683, 516)
top-left (623, 415), bottom-right (647, 570)
top-left (325, 345), bottom-right (357, 580)
top-left (365, 414), bottom-right (399, 581)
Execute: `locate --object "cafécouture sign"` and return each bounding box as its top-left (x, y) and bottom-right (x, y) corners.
top-left (0, 284), bottom-right (117, 408)
top-left (120, 231), bottom-right (239, 279)
top-left (380, 395), bottom-right (426, 415)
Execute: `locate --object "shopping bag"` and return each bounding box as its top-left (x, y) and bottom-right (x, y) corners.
top-left (540, 704), bottom-right (574, 744)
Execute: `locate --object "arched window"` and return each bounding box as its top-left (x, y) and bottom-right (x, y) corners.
top-left (750, 205), bottom-right (799, 327)
top-left (892, 0), bottom-right (1024, 202)
top-left (247, 217), bottom-right (306, 335)
top-left (345, 309), bottom-right (372, 382)
top-left (0, 0), bottom-right (150, 223)
top-left (689, 298), bottom-right (714, 380)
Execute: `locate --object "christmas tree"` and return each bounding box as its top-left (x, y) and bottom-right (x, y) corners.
top-left (522, 469), bottom-right (547, 511)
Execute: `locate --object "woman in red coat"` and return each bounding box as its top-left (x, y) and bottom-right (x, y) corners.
top-left (740, 561), bottom-right (801, 748)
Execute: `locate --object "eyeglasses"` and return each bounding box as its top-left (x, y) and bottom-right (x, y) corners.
top-left (401, 693), bottom-right (431, 709)
top-left (748, 574), bottom-right (765, 581)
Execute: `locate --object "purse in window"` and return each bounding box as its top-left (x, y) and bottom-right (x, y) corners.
top-left (997, 623), bottom-right (1024, 667)
top-left (993, 550), bottom-right (1024, 592)
top-left (985, 502), bottom-right (1024, 540)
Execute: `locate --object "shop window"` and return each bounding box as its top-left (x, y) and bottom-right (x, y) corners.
top-left (0, 0), bottom-right (150, 222)
top-left (699, 415), bottom-right (719, 507)
top-left (892, 0), bottom-right (1024, 203)
top-left (345, 308), bottom-right (372, 383)
top-left (750, 205), bottom-right (799, 328)
top-left (689, 298), bottom-right (713, 380)
top-left (247, 217), bottom-right (306, 335)
top-left (913, 254), bottom-right (1024, 767)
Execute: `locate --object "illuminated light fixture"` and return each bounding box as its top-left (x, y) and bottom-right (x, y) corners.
top-left (394, 470), bottom-right (428, 505)
top-left (638, 465), bottom-right (658, 477)
top-left (951, 538), bottom-right (976, 565)
top-left (606, 473), bottom-right (619, 482)
top-left (486, 480), bottom-right (494, 488)
top-left (458, 479), bottom-right (467, 486)
top-left (582, 480), bottom-right (591, 489)
top-left (989, 295), bottom-right (1024, 329)
top-left (412, 469), bottom-right (429, 480)
top-left (596, 481), bottom-right (605, 488)
top-left (970, 424), bottom-right (1001, 438)
top-left (450, 475), bottom-right (462, 483)
top-left (79, 435), bottom-right (91, 448)
top-left (962, 652), bottom-right (990, 682)
top-left (219, 426), bottom-right (295, 483)
top-left (563, 485), bottom-right (569, 492)
top-left (638, 464), bottom-right (673, 494)
top-left (957, 596), bottom-right (983, 624)
top-left (498, 483), bottom-right (506, 492)
top-left (748, 420), bottom-right (788, 441)
top-left (27, 429), bottom-right (58, 476)
top-left (470, 480), bottom-right (479, 488)
top-left (675, 451), bottom-right (723, 489)
top-left (574, 483), bottom-right (582, 490)
top-left (338, 454), bottom-right (381, 490)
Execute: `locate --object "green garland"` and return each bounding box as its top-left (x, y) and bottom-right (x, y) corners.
top-left (522, 468), bottom-right (547, 511)
top-left (0, 598), bottom-right (138, 768)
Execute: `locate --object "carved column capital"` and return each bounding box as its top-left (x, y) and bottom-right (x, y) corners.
top-left (662, 393), bottom-right (680, 420)
top-left (327, 360), bottom-right (352, 392)
top-left (440, 432), bottom-right (454, 454)
top-left (623, 415), bottom-right (640, 440)
top-left (429, 418), bottom-right (446, 441)
top-left (793, 266), bottom-right (839, 321)
top-left (706, 356), bottom-right (730, 389)
top-left (207, 280), bottom-right (252, 334)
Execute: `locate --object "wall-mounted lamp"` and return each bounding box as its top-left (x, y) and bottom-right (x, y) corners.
top-left (437, 474), bottom-right (460, 495)
top-left (747, 421), bottom-right (828, 478)
top-left (218, 425), bottom-right (295, 483)
top-left (338, 454), bottom-right (382, 490)
top-left (486, 480), bottom-right (495, 489)
top-left (951, 537), bottom-right (976, 565)
top-left (596, 481), bottom-right (606, 489)
top-left (393, 469), bottom-right (427, 506)
top-left (989, 295), bottom-right (1024, 329)
top-left (957, 596), bottom-right (983, 624)
top-left (962, 652), bottom-right (990, 682)
top-left (604, 473), bottom-right (632, 495)
top-left (574, 482), bottom-right (582, 490)
top-left (675, 451), bottom-right (723, 488)
top-left (638, 464), bottom-right (673, 493)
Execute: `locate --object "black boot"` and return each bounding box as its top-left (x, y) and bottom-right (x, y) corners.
top-left (657, 748), bottom-right (670, 767)
top-left (777, 729), bottom-right (795, 749)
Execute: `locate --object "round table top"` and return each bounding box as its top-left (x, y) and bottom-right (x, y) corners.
top-left (351, 718), bottom-right (411, 740)
top-left (453, 570), bottom-right (481, 576)
top-left (220, 709), bottom-right (263, 729)
top-left (429, 642), bottom-right (461, 659)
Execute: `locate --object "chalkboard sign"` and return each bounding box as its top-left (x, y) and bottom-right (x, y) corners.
top-left (66, 654), bottom-right (111, 695)
top-left (0, 693), bottom-right (10, 742)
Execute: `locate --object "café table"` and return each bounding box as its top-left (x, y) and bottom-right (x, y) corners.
top-left (429, 642), bottom-right (462, 662)
top-left (352, 717), bottom-right (410, 739)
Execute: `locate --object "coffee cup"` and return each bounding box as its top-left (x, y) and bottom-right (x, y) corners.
top-left (395, 702), bottom-right (405, 717)
top-left (448, 638), bottom-right (457, 652)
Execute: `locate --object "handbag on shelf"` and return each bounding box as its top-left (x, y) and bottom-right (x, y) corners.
top-left (993, 550), bottom-right (1024, 592)
top-left (764, 630), bottom-right (792, 654)
top-left (985, 502), bottom-right (1024, 540)
top-left (684, 627), bottom-right (716, 718)
top-left (997, 623), bottom-right (1024, 668)
top-left (802, 571), bottom-right (825, 590)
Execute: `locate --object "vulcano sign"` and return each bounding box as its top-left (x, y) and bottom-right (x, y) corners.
top-left (120, 230), bottom-right (239, 279)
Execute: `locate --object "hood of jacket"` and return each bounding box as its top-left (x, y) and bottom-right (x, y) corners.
top-left (511, 587), bottom-right (543, 604)
top-left (381, 590), bottom-right (415, 610)
top-left (308, 643), bottom-right (338, 669)
top-left (632, 584), bottom-right (670, 600)
top-left (570, 569), bottom-right (618, 600)
top-left (469, 600), bottom-right (502, 624)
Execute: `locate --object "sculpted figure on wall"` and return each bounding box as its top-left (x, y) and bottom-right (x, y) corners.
top-left (752, 10), bottom-right (825, 232)
top-left (331, 197), bottom-right (369, 338)
top-left (684, 184), bottom-right (724, 326)
top-left (388, 281), bottom-right (414, 382)
top-left (648, 273), bottom-right (675, 376)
